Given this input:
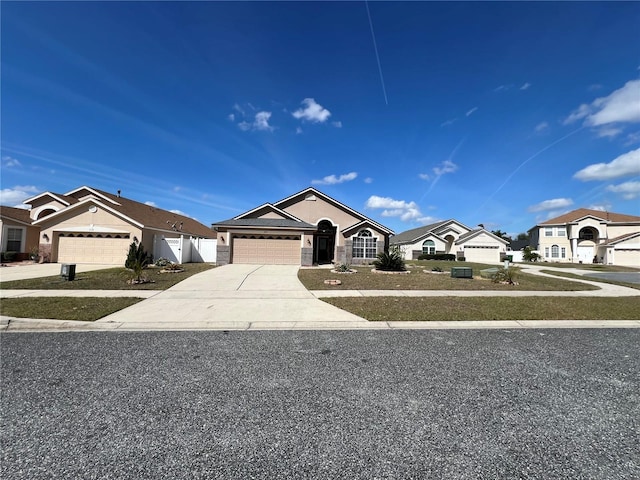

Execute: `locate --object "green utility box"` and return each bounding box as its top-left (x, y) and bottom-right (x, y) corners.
top-left (451, 267), bottom-right (472, 278)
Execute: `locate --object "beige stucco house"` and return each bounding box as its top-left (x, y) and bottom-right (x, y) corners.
top-left (23, 186), bottom-right (215, 265)
top-left (0, 206), bottom-right (40, 261)
top-left (212, 187), bottom-right (394, 266)
top-left (390, 219), bottom-right (509, 263)
top-left (529, 208), bottom-right (640, 267)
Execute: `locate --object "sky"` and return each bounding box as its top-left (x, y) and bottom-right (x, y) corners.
top-left (2, 1), bottom-right (639, 237)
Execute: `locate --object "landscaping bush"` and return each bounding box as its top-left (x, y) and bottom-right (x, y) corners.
top-left (418, 253), bottom-right (456, 261)
top-left (1, 251), bottom-right (16, 262)
top-left (373, 248), bottom-right (406, 271)
top-left (491, 266), bottom-right (520, 285)
top-left (523, 246), bottom-right (541, 262)
top-left (336, 263), bottom-right (352, 272)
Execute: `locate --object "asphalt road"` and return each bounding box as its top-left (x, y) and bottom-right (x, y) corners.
top-left (2, 329), bottom-right (639, 479)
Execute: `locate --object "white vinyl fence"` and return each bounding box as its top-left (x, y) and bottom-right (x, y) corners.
top-left (154, 235), bottom-right (217, 264)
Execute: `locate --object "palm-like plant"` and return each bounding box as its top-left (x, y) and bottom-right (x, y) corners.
top-left (373, 248), bottom-right (406, 271)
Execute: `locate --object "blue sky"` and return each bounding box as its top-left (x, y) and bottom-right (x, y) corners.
top-left (2, 1), bottom-right (639, 236)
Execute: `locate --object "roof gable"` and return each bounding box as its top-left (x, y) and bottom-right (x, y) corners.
top-left (234, 203), bottom-right (301, 222)
top-left (540, 208), bottom-right (640, 225)
top-left (389, 220), bottom-right (452, 245)
top-left (0, 206), bottom-right (33, 226)
top-left (65, 186), bottom-right (121, 205)
top-left (457, 228), bottom-right (509, 245)
top-left (23, 191), bottom-right (74, 207)
top-left (274, 187), bottom-right (393, 235)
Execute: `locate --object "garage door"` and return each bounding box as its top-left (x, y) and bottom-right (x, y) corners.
top-left (614, 249), bottom-right (640, 267)
top-left (463, 246), bottom-right (500, 264)
top-left (232, 235), bottom-right (300, 264)
top-left (57, 233), bottom-right (131, 265)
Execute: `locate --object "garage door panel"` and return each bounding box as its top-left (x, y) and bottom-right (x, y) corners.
top-left (232, 237), bottom-right (300, 264)
top-left (57, 236), bottom-right (130, 265)
top-left (463, 246), bottom-right (500, 263)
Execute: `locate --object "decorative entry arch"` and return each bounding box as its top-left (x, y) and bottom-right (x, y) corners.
top-left (314, 219), bottom-right (336, 264)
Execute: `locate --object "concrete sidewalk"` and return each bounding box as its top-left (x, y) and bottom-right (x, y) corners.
top-left (0, 263), bottom-right (114, 282)
top-left (2, 263), bottom-right (639, 332)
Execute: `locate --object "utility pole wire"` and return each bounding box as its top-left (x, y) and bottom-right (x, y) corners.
top-left (366, 1), bottom-right (388, 105)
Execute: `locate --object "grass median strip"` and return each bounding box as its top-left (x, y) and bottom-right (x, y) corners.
top-left (0, 297), bottom-right (143, 321)
top-left (322, 296), bottom-right (640, 321)
top-left (540, 270), bottom-right (640, 291)
top-left (0, 263), bottom-right (214, 290)
top-left (299, 262), bottom-right (597, 291)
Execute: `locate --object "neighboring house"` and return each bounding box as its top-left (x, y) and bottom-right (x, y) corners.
top-left (212, 187), bottom-right (394, 266)
top-left (0, 206), bottom-right (40, 261)
top-left (390, 220), bottom-right (509, 263)
top-left (529, 208), bottom-right (640, 267)
top-left (23, 186), bottom-right (216, 265)
top-left (506, 238), bottom-right (535, 263)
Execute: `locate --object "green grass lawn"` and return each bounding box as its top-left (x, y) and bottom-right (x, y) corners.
top-left (0, 263), bottom-right (215, 290)
top-left (299, 260), bottom-right (597, 291)
top-left (526, 262), bottom-right (639, 272)
top-left (0, 297), bottom-right (142, 321)
top-left (323, 296), bottom-right (640, 321)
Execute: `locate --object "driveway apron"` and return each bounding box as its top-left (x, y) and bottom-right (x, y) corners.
top-left (97, 264), bottom-right (368, 329)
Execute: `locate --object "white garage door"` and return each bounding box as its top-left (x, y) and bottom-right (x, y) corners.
top-left (57, 234), bottom-right (131, 265)
top-left (614, 249), bottom-right (640, 267)
top-left (463, 246), bottom-right (500, 264)
top-left (232, 235), bottom-right (300, 264)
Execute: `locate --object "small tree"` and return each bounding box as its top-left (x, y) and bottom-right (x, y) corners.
top-left (125, 241), bottom-right (149, 283)
top-left (522, 246), bottom-right (540, 262)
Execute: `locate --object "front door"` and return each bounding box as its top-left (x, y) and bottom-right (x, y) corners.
top-left (315, 235), bottom-right (334, 264)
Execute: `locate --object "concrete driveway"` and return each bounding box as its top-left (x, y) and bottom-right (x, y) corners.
top-left (97, 264), bottom-right (369, 330)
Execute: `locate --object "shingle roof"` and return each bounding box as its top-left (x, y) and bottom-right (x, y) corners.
top-left (89, 188), bottom-right (215, 238)
top-left (539, 208), bottom-right (640, 225)
top-left (389, 220), bottom-right (448, 244)
top-left (603, 231), bottom-right (640, 245)
top-left (0, 206), bottom-right (32, 224)
top-left (213, 218), bottom-right (316, 229)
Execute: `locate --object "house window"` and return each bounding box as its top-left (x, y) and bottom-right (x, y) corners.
top-left (353, 230), bottom-right (377, 258)
top-left (545, 247), bottom-right (550, 258)
top-left (579, 229), bottom-right (595, 240)
top-left (422, 240), bottom-right (435, 255)
top-left (6, 228), bottom-right (23, 252)
top-left (561, 247), bottom-right (566, 258)
top-left (557, 227), bottom-right (566, 237)
top-left (551, 245), bottom-right (559, 258)
top-left (545, 227), bottom-right (554, 237)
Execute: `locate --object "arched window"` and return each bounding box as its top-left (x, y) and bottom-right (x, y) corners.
top-left (353, 229), bottom-right (376, 258)
top-left (551, 244), bottom-right (559, 258)
top-left (422, 240), bottom-right (436, 255)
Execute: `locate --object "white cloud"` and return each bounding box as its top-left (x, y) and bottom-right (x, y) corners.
top-left (564, 80), bottom-right (640, 126)
top-left (624, 131), bottom-right (640, 146)
top-left (596, 127), bottom-right (623, 138)
top-left (573, 148), bottom-right (640, 181)
top-left (535, 121), bottom-right (549, 132)
top-left (587, 80), bottom-right (640, 126)
top-left (465, 107), bottom-right (478, 117)
top-left (363, 177), bottom-right (373, 184)
top-left (2, 156), bottom-right (22, 168)
top-left (440, 118), bottom-right (457, 127)
top-left (433, 159), bottom-right (458, 176)
top-left (332, 121), bottom-right (342, 128)
top-left (237, 111), bottom-right (274, 132)
top-left (586, 203), bottom-right (611, 212)
top-left (494, 84), bottom-right (512, 92)
top-left (145, 201), bottom-right (157, 207)
top-left (227, 113), bottom-right (235, 122)
top-left (295, 127), bottom-right (303, 135)
top-left (170, 209), bottom-right (186, 215)
top-left (418, 173), bottom-right (430, 181)
top-left (0, 185), bottom-right (39, 206)
top-left (292, 98), bottom-right (331, 123)
top-left (528, 198), bottom-right (574, 213)
top-left (366, 195), bottom-right (425, 222)
top-left (606, 181), bottom-right (640, 200)
top-left (563, 104), bottom-right (591, 125)
top-left (311, 172), bottom-right (358, 185)
top-left (520, 82), bottom-right (532, 90)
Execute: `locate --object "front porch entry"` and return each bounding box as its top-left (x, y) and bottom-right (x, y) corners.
top-left (314, 220), bottom-right (337, 264)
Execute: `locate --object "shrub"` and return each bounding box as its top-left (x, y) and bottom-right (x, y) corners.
top-left (432, 266), bottom-right (443, 272)
top-left (522, 246), bottom-right (540, 262)
top-left (2, 251), bottom-right (17, 262)
top-left (457, 256), bottom-right (466, 262)
top-left (125, 241), bottom-right (149, 282)
top-left (336, 263), bottom-right (352, 272)
top-left (373, 248), bottom-right (406, 271)
top-left (418, 253), bottom-right (456, 261)
top-left (154, 257), bottom-right (172, 267)
top-left (491, 266), bottom-right (520, 285)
